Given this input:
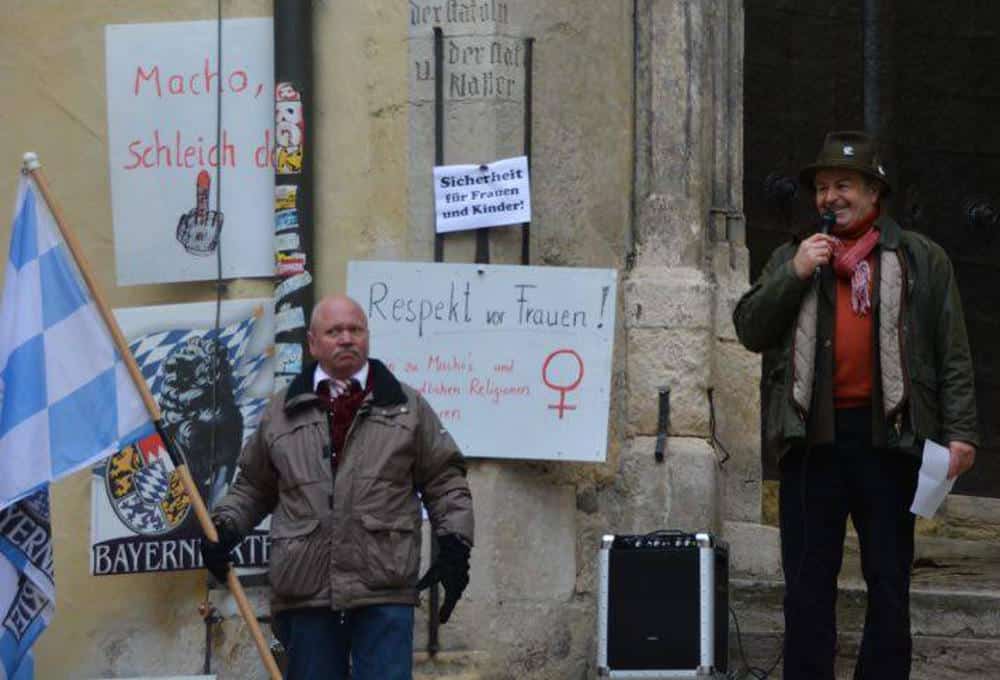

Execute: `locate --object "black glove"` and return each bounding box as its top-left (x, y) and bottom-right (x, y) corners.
top-left (416, 534), bottom-right (471, 624)
top-left (201, 518), bottom-right (242, 583)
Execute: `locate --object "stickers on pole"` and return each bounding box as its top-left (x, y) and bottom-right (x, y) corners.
top-left (434, 155), bottom-right (531, 233)
top-left (274, 82), bottom-right (304, 175)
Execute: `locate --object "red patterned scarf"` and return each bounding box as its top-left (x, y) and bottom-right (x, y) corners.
top-left (317, 378), bottom-right (368, 459)
top-left (832, 210), bottom-right (880, 316)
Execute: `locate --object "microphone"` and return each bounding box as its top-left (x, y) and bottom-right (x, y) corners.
top-left (814, 212), bottom-right (836, 278)
top-left (821, 211), bottom-right (836, 234)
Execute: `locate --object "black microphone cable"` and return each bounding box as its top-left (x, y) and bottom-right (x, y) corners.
top-left (730, 213), bottom-right (836, 680)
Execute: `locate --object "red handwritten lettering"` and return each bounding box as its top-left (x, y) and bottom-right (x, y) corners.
top-left (427, 354), bottom-right (471, 372)
top-left (420, 381), bottom-right (462, 397)
top-left (167, 74), bottom-right (185, 95)
top-left (468, 377), bottom-right (530, 404)
top-left (134, 65), bottom-right (161, 96)
top-left (493, 360), bottom-right (514, 373)
top-left (122, 130), bottom-right (236, 170)
top-left (203, 58), bottom-right (218, 94)
top-left (229, 69), bottom-right (248, 93)
top-left (254, 129), bottom-right (274, 168)
top-left (131, 59), bottom-right (251, 98)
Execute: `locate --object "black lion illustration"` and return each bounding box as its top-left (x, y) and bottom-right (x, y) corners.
top-left (158, 336), bottom-right (244, 529)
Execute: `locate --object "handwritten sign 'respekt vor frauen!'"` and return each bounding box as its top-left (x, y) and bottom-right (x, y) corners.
top-left (106, 18), bottom-right (275, 285)
top-left (433, 156), bottom-right (531, 233)
top-left (347, 261), bottom-right (616, 462)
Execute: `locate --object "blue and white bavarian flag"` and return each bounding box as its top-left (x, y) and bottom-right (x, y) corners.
top-left (0, 489), bottom-right (53, 680)
top-left (0, 174), bottom-right (156, 510)
top-left (0, 174), bottom-right (156, 676)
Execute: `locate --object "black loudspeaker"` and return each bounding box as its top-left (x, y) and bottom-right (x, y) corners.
top-left (597, 531), bottom-right (728, 678)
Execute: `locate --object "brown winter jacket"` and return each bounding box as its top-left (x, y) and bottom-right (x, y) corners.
top-left (733, 215), bottom-right (980, 466)
top-left (213, 358), bottom-right (474, 613)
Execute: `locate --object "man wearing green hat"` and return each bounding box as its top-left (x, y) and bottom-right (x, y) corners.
top-left (734, 131), bottom-right (979, 679)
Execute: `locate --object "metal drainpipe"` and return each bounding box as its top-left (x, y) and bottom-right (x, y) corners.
top-left (273, 0), bottom-right (315, 387)
top-left (862, 1), bottom-right (897, 142)
top-left (863, 0), bottom-right (895, 209)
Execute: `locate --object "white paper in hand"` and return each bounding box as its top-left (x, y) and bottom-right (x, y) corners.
top-left (909, 439), bottom-right (955, 518)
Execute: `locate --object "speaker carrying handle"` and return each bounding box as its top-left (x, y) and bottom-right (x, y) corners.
top-left (642, 529), bottom-right (688, 538)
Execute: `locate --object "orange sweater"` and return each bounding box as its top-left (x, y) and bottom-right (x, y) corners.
top-left (833, 211), bottom-right (878, 408)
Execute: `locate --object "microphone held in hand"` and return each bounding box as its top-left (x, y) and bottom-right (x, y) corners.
top-left (813, 211), bottom-right (837, 279)
top-left (821, 211), bottom-right (836, 234)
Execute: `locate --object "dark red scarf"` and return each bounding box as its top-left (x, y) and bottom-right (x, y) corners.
top-left (832, 209), bottom-right (880, 316)
top-left (317, 378), bottom-right (369, 459)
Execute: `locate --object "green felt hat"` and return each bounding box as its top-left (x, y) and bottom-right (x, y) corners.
top-left (800, 130), bottom-right (891, 196)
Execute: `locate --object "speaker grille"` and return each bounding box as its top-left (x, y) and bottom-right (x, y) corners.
top-left (607, 547), bottom-right (701, 670)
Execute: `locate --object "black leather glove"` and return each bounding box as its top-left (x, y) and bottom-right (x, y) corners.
top-left (416, 534), bottom-right (471, 624)
top-left (201, 518), bottom-right (242, 583)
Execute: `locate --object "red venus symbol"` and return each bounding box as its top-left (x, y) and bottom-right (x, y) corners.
top-left (542, 349), bottom-right (585, 419)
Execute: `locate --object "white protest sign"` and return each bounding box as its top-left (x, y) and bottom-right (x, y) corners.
top-left (434, 156), bottom-right (531, 233)
top-left (347, 261), bottom-right (616, 462)
top-left (106, 18), bottom-right (275, 285)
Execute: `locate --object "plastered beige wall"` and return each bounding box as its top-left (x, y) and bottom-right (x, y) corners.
top-left (0, 2), bottom-right (409, 677)
top-left (313, 1), bottom-right (411, 284)
top-left (1, 1), bottom-right (634, 677)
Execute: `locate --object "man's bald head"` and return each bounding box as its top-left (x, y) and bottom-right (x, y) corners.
top-left (309, 295), bottom-right (366, 330)
top-left (307, 295), bottom-right (370, 379)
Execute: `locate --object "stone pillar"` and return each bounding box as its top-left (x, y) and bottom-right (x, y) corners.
top-left (626, 0), bottom-right (760, 534)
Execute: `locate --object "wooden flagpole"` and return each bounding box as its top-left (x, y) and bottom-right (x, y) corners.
top-left (23, 153), bottom-right (282, 680)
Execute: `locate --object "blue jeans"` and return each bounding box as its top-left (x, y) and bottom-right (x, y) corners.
top-left (273, 605), bottom-right (415, 680)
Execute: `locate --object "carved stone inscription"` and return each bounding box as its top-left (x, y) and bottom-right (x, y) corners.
top-left (408, 0), bottom-right (522, 103)
top-left (410, 0), bottom-right (510, 26)
top-left (407, 0), bottom-right (527, 261)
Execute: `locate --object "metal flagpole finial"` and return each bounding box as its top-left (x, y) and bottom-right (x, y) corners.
top-left (22, 152), bottom-right (40, 173)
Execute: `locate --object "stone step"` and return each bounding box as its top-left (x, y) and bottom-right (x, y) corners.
top-left (762, 483), bottom-right (1000, 543)
top-left (724, 522), bottom-right (1000, 677)
top-left (726, 520), bottom-right (1000, 591)
top-left (878, 535), bottom-right (1000, 592)
top-left (262, 647), bottom-right (488, 679)
top-left (413, 650), bottom-right (488, 680)
top-left (922, 495), bottom-right (1000, 541)
top-left (728, 631), bottom-right (1000, 680)
top-left (731, 577), bottom-right (1000, 640)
